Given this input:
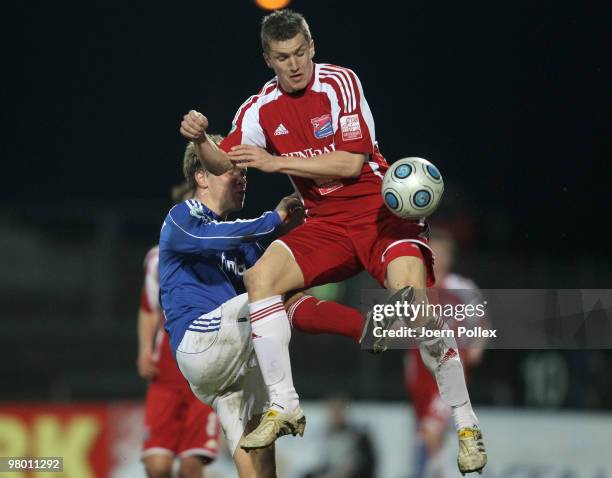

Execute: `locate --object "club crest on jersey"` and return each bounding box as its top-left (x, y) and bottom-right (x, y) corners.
top-left (310, 114), bottom-right (333, 139)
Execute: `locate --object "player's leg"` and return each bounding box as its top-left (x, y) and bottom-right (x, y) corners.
top-left (420, 424), bottom-right (448, 478)
top-left (142, 455), bottom-right (174, 478)
top-left (233, 442), bottom-right (275, 478)
top-left (241, 221), bottom-right (360, 450)
top-left (386, 254), bottom-right (486, 474)
top-left (358, 213), bottom-right (486, 474)
top-left (179, 356), bottom-right (270, 476)
top-left (233, 415), bottom-right (276, 478)
top-left (199, 391), bottom-right (273, 478)
top-left (176, 395), bottom-right (219, 478)
top-left (141, 384), bottom-right (182, 478)
top-left (407, 350), bottom-right (452, 478)
top-left (419, 397), bottom-right (453, 478)
top-left (242, 241), bottom-right (305, 417)
top-left (213, 360), bottom-right (278, 475)
top-left (286, 292), bottom-right (364, 343)
top-left (177, 456), bottom-right (205, 478)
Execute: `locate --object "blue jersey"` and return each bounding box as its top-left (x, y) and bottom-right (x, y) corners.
top-left (159, 199), bottom-right (281, 354)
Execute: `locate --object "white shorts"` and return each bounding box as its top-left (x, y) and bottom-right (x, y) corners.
top-left (176, 293), bottom-right (268, 455)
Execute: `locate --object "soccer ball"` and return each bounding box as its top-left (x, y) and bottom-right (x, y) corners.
top-left (382, 157), bottom-right (444, 219)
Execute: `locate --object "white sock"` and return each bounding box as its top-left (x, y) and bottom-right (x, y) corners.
top-left (249, 295), bottom-right (299, 412)
top-left (417, 317), bottom-right (478, 430)
top-left (453, 401), bottom-right (479, 431)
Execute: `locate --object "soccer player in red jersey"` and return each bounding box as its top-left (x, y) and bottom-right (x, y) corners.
top-left (137, 188), bottom-right (220, 478)
top-left (179, 10), bottom-right (486, 474)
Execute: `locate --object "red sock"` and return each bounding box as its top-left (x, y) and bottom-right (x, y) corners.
top-left (287, 295), bottom-right (364, 343)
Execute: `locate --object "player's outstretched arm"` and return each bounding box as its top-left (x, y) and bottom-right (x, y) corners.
top-left (161, 198), bottom-right (302, 255)
top-left (180, 110), bottom-right (233, 175)
top-left (228, 145), bottom-right (365, 179)
top-left (136, 307), bottom-right (159, 380)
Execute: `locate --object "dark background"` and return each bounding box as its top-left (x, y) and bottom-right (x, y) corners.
top-left (3, 0), bottom-right (611, 407)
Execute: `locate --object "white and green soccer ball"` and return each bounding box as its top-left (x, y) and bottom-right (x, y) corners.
top-left (381, 157), bottom-right (444, 219)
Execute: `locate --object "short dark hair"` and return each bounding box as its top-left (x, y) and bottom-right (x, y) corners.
top-left (260, 9), bottom-right (312, 52)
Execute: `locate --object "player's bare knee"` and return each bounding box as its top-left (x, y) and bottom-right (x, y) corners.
top-left (143, 457), bottom-right (173, 478)
top-left (385, 255), bottom-right (427, 292)
top-left (177, 456), bottom-right (204, 478)
top-left (243, 265), bottom-right (272, 296)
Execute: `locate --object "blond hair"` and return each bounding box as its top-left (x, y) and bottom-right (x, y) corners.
top-left (182, 134), bottom-right (224, 193)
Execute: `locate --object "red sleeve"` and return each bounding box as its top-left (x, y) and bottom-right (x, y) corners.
top-left (219, 80), bottom-right (278, 153)
top-left (319, 65), bottom-right (375, 156)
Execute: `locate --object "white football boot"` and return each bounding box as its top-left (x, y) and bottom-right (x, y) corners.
top-left (457, 425), bottom-right (488, 475)
top-left (239, 407), bottom-right (306, 451)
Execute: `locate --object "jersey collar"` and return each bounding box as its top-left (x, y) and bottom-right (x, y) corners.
top-left (191, 198), bottom-right (222, 221)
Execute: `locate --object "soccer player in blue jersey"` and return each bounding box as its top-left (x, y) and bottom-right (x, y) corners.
top-left (159, 139), bottom-right (302, 477)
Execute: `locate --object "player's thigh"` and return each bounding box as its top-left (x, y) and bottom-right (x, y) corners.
top-left (271, 220), bottom-right (362, 289)
top-left (244, 241), bottom-right (305, 298)
top-left (354, 209), bottom-right (434, 289)
top-left (176, 294), bottom-right (252, 397)
top-left (204, 362), bottom-right (268, 458)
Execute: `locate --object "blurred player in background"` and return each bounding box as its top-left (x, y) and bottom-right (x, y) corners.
top-left (404, 229), bottom-right (488, 478)
top-left (179, 9), bottom-right (486, 474)
top-left (137, 173), bottom-right (220, 478)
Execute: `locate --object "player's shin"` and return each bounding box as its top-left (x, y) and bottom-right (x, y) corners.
top-left (288, 295), bottom-right (364, 342)
top-left (415, 314), bottom-right (487, 474)
top-left (415, 315), bottom-right (477, 430)
top-left (249, 295), bottom-right (300, 412)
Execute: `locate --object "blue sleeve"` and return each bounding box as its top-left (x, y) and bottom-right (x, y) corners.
top-left (160, 203), bottom-right (282, 255)
top-left (241, 242), bottom-right (265, 268)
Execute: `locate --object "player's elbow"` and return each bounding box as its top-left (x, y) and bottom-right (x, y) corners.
top-left (206, 158), bottom-right (233, 176)
top-left (342, 154), bottom-right (366, 178)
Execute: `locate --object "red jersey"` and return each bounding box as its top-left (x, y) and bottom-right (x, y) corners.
top-left (221, 63), bottom-right (389, 221)
top-left (140, 246), bottom-right (190, 391)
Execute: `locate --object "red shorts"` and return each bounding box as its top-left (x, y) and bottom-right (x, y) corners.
top-left (276, 206), bottom-right (434, 288)
top-left (142, 382), bottom-right (220, 461)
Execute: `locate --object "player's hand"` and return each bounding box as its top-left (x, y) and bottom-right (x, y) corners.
top-left (228, 145), bottom-right (280, 173)
top-left (180, 110), bottom-right (209, 143)
top-left (137, 351), bottom-right (159, 381)
top-left (275, 193), bottom-right (303, 222)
